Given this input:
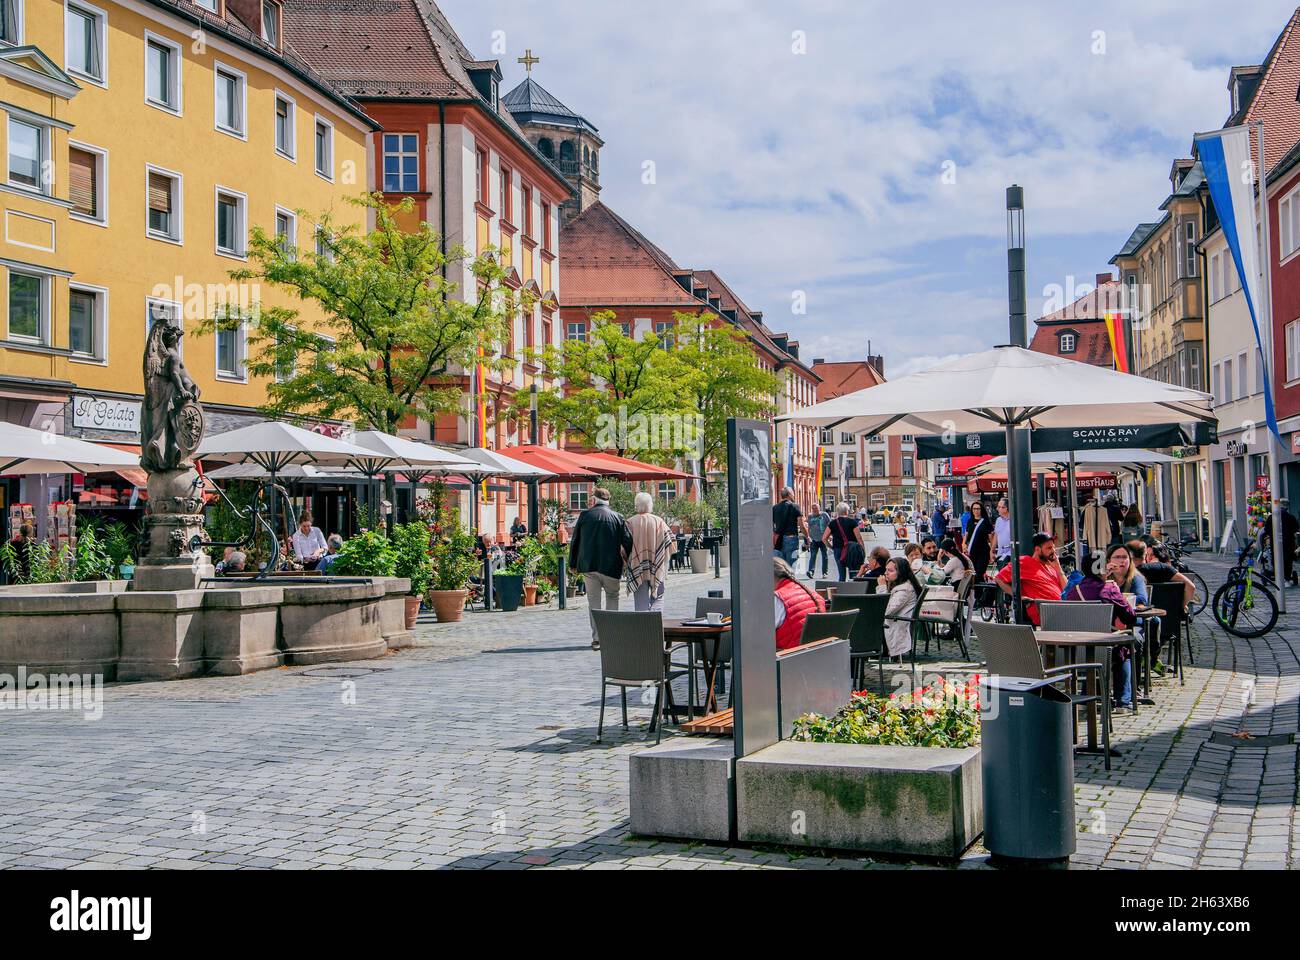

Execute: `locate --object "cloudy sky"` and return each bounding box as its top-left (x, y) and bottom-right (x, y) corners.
top-left (449, 0), bottom-right (1298, 376)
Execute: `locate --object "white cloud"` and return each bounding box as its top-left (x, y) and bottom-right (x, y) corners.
top-left (446, 0), bottom-right (1297, 370)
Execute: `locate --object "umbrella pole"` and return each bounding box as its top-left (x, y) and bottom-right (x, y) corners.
top-left (1005, 424), bottom-right (1024, 624)
top-left (1068, 452), bottom-right (1079, 557)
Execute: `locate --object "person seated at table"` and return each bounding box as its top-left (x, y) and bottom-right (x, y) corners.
top-left (1138, 542), bottom-right (1195, 674)
top-left (903, 542), bottom-right (924, 572)
top-left (317, 535), bottom-right (344, 573)
top-left (774, 557), bottom-right (825, 651)
top-left (939, 538), bottom-right (972, 582)
top-left (1103, 545), bottom-right (1144, 708)
top-left (920, 537), bottom-right (940, 565)
top-left (224, 550), bottom-right (247, 575)
top-left (857, 545), bottom-right (892, 581)
top-left (882, 556), bottom-right (922, 659)
top-left (291, 514), bottom-right (329, 571)
top-left (1106, 541), bottom-right (1147, 607)
top-left (995, 533), bottom-right (1067, 626)
top-left (1064, 548), bottom-right (1137, 630)
top-left (510, 516), bottom-right (528, 545)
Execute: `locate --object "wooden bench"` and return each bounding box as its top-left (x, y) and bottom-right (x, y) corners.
top-left (681, 708), bottom-right (734, 737)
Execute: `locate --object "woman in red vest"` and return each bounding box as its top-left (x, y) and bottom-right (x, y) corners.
top-left (774, 557), bottom-right (826, 651)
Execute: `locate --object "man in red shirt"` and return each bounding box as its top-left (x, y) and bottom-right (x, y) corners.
top-left (996, 533), bottom-right (1067, 626)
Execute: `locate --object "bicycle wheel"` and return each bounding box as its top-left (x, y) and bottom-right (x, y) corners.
top-left (1185, 569), bottom-right (1208, 617)
top-left (1213, 578), bottom-right (1279, 638)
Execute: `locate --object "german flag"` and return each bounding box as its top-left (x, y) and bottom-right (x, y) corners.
top-left (1104, 312), bottom-right (1129, 373)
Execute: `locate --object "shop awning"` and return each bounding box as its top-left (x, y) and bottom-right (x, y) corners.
top-left (502, 446), bottom-right (693, 482)
top-left (497, 446), bottom-right (601, 482)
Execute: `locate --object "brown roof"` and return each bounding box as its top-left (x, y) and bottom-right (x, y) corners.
top-left (1038, 278), bottom-right (1124, 323)
top-left (810, 361), bottom-right (886, 400)
top-left (1029, 321), bottom-right (1114, 368)
top-left (560, 202), bottom-right (701, 307)
top-left (1227, 6), bottom-right (1300, 173)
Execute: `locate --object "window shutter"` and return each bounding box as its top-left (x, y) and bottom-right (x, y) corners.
top-left (69, 148), bottom-right (96, 217)
top-left (148, 172), bottom-right (172, 212)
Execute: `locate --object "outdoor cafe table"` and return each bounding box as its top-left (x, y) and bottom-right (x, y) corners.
top-left (662, 618), bottom-right (728, 718)
top-left (1034, 630), bottom-right (1132, 766)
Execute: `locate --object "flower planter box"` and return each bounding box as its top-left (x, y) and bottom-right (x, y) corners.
top-left (736, 741), bottom-right (982, 859)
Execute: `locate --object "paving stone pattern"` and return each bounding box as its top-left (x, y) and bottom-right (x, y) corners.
top-left (0, 551), bottom-right (1294, 870)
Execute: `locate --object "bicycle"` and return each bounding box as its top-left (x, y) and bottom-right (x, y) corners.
top-left (1165, 539), bottom-right (1209, 617)
top-left (1211, 541), bottom-right (1280, 639)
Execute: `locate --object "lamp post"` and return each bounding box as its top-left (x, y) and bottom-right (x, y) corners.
top-left (527, 382), bottom-right (540, 536)
top-left (1006, 185), bottom-right (1036, 622)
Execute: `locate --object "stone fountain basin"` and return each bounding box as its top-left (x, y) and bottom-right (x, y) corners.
top-left (0, 577), bottom-right (412, 681)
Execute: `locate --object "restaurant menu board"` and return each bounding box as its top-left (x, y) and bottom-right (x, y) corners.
top-left (728, 419), bottom-right (779, 759)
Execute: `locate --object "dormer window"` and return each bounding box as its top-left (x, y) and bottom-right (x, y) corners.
top-left (1059, 331), bottom-right (1078, 354)
top-left (261, 1), bottom-right (280, 48)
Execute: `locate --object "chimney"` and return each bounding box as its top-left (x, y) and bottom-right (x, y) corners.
top-left (867, 355), bottom-right (885, 377)
top-left (1096, 271), bottom-right (1113, 287)
top-left (812, 358), bottom-right (826, 366)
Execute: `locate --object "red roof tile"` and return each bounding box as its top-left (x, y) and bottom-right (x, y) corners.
top-left (811, 361), bottom-right (887, 399)
top-left (560, 202), bottom-right (701, 306)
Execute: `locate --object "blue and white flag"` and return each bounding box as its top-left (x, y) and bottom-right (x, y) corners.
top-left (1196, 125), bottom-right (1282, 441)
top-left (785, 435), bottom-right (795, 488)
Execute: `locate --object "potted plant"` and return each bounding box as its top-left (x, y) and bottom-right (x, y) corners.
top-left (513, 536), bottom-right (546, 605)
top-left (392, 521), bottom-right (435, 629)
top-left (103, 521), bottom-right (139, 580)
top-left (495, 545), bottom-right (526, 612)
top-left (427, 511), bottom-right (479, 623)
top-left (330, 530), bottom-right (398, 578)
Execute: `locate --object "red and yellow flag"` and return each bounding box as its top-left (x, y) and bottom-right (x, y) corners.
top-left (1104, 312), bottom-right (1129, 374)
top-left (814, 445), bottom-right (824, 501)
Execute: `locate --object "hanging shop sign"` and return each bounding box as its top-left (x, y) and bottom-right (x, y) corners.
top-left (916, 421), bottom-right (1217, 461)
top-left (972, 473), bottom-right (1117, 493)
top-left (72, 395), bottom-right (141, 435)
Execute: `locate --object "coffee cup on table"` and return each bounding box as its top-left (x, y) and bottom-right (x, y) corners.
top-left (706, 612), bottom-right (723, 626)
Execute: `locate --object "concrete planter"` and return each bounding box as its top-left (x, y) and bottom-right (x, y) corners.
top-left (279, 583), bottom-right (389, 665)
top-left (689, 549), bottom-right (711, 574)
top-left (736, 740), bottom-right (982, 859)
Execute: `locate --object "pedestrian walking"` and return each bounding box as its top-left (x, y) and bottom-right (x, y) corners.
top-left (568, 486), bottom-right (633, 649)
top-left (805, 503), bottom-right (832, 579)
top-left (625, 492), bottom-right (674, 612)
top-left (772, 486), bottom-right (809, 567)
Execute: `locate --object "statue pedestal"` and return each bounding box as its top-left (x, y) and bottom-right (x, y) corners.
top-left (136, 467), bottom-right (212, 591)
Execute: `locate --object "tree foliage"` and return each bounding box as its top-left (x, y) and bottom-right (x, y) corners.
top-left (203, 194), bottom-right (526, 436)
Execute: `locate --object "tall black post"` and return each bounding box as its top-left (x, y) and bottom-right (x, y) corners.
top-left (528, 383), bottom-right (540, 536)
top-left (1006, 185), bottom-right (1035, 622)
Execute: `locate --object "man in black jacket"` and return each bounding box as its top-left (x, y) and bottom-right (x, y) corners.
top-left (569, 487), bottom-right (633, 648)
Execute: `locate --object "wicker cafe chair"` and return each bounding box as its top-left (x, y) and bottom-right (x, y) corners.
top-left (591, 610), bottom-right (682, 745)
top-left (975, 621), bottom-right (1112, 769)
top-left (798, 610), bottom-right (860, 647)
top-left (1038, 601), bottom-right (1116, 634)
top-left (831, 593), bottom-right (889, 690)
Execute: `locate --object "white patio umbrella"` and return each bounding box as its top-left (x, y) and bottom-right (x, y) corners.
top-left (0, 421), bottom-right (140, 476)
top-left (349, 431), bottom-right (477, 473)
top-left (781, 346), bottom-right (1215, 436)
top-left (780, 346), bottom-right (1216, 619)
top-left (203, 463), bottom-right (365, 482)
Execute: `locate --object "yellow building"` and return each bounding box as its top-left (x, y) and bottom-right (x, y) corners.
top-left (0, 0), bottom-right (374, 528)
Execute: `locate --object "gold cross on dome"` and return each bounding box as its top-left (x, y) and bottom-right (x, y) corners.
top-left (518, 49), bottom-right (540, 74)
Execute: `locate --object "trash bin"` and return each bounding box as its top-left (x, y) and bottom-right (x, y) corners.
top-left (980, 676), bottom-right (1075, 861)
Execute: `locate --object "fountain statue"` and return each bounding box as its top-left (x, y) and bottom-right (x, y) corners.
top-left (133, 322), bottom-right (213, 590)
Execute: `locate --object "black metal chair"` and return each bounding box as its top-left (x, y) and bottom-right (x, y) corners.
top-left (976, 621), bottom-right (1112, 770)
top-left (1149, 581), bottom-right (1189, 686)
top-left (883, 586), bottom-right (928, 688)
top-left (591, 610), bottom-right (683, 745)
top-left (835, 580), bottom-right (873, 596)
top-left (831, 593), bottom-right (889, 690)
top-left (798, 610), bottom-right (860, 646)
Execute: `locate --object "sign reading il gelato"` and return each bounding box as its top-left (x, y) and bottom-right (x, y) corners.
top-left (73, 395), bottom-right (141, 435)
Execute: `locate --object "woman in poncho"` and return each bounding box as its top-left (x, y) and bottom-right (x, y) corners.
top-left (625, 492), bottom-right (674, 612)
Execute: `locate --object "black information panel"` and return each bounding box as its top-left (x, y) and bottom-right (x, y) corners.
top-left (727, 419), bottom-right (779, 759)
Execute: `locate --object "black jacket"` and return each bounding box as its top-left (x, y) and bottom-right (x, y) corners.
top-left (568, 502), bottom-right (632, 578)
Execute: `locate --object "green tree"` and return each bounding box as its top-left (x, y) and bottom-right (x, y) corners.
top-left (504, 310), bottom-right (684, 458)
top-left (203, 194), bottom-right (524, 437)
top-left (665, 311), bottom-right (779, 484)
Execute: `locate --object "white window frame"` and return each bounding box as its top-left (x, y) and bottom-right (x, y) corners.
top-left (274, 205), bottom-right (297, 257)
top-left (213, 61), bottom-right (247, 139)
top-left (193, 0), bottom-right (219, 11)
top-left (1212, 361), bottom-right (1222, 404)
top-left (6, 267), bottom-right (49, 345)
top-left (144, 163), bottom-right (182, 244)
top-left (273, 89), bottom-right (296, 161)
top-left (1, 0), bottom-right (24, 45)
top-left (566, 321), bottom-right (586, 342)
top-left (213, 185), bottom-right (247, 259)
top-left (313, 114), bottom-right (334, 181)
top-left (1059, 332), bottom-right (1076, 353)
top-left (67, 139), bottom-right (107, 226)
top-left (381, 132), bottom-right (419, 192)
top-left (1183, 221), bottom-right (1196, 278)
top-left (67, 281), bottom-right (108, 364)
top-left (1287, 321), bottom-right (1300, 386)
top-left (145, 296), bottom-right (182, 356)
top-left (64, 1), bottom-right (107, 87)
top-left (215, 315), bottom-right (246, 381)
top-left (1282, 185), bottom-right (1300, 263)
top-left (274, 324), bottom-right (297, 383)
top-left (1237, 351), bottom-right (1248, 400)
top-left (261, 0), bottom-right (280, 47)
top-left (7, 114), bottom-right (49, 196)
top-left (143, 30), bottom-right (182, 116)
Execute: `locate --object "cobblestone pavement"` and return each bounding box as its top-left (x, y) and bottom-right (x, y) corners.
top-left (0, 552), bottom-right (1295, 870)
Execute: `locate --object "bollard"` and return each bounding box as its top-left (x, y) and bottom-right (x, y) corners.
top-left (557, 555), bottom-right (567, 611)
top-left (713, 543), bottom-right (721, 579)
top-left (483, 554), bottom-right (495, 612)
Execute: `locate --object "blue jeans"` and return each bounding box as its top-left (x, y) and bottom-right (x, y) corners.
top-left (776, 535), bottom-right (799, 567)
top-left (806, 540), bottom-right (829, 577)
